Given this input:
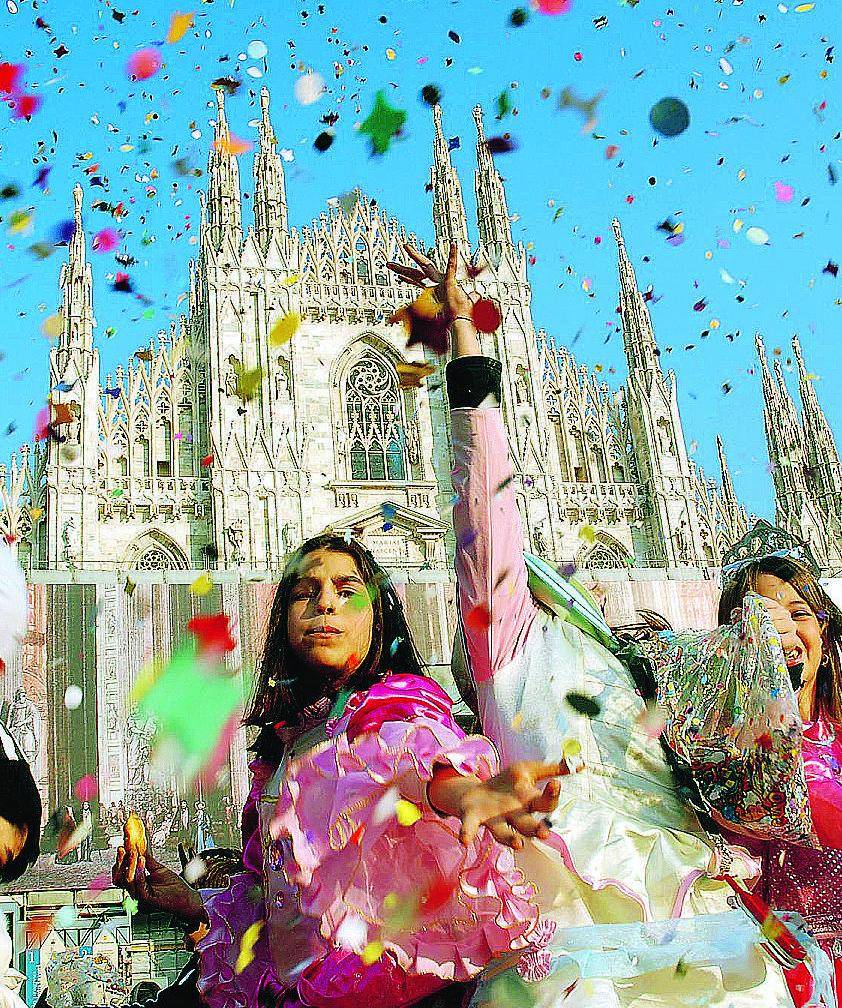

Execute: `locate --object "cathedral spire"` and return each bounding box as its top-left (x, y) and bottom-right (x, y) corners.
top-left (472, 105), bottom-right (513, 265)
top-left (792, 334), bottom-right (842, 542)
top-left (430, 104), bottom-right (469, 256)
top-left (754, 333), bottom-right (779, 411)
top-left (57, 183), bottom-right (95, 354)
top-left (612, 218), bottom-right (661, 377)
top-left (253, 86), bottom-right (288, 244)
top-left (716, 435), bottom-right (739, 514)
top-left (205, 87), bottom-right (243, 250)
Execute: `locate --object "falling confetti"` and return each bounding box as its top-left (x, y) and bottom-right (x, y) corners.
top-left (190, 572), bottom-right (214, 595)
top-left (270, 312), bottom-right (300, 346)
top-left (294, 72), bottom-right (325, 106)
top-left (214, 134), bottom-right (254, 156)
top-left (471, 298), bottom-right (502, 333)
top-left (536, 0), bottom-right (572, 11)
top-left (359, 91), bottom-right (407, 155)
top-left (396, 360), bottom-right (437, 388)
top-left (465, 603), bottom-right (491, 632)
top-left (746, 227), bottom-right (770, 245)
top-left (395, 799), bottom-right (422, 826)
top-left (127, 48), bottom-right (163, 81)
top-left (64, 685), bottom-right (83, 709)
top-left (235, 921), bottom-right (264, 973)
top-left (565, 691), bottom-right (601, 717)
top-left (361, 940), bottom-right (385, 965)
top-left (649, 97), bottom-right (690, 137)
top-left (186, 612), bottom-right (236, 658)
top-left (166, 11), bottom-right (195, 44)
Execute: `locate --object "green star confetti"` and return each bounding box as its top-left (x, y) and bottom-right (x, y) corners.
top-left (359, 90), bottom-right (407, 155)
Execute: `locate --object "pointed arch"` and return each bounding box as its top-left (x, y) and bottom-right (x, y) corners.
top-left (577, 531), bottom-right (629, 571)
top-left (332, 336), bottom-right (409, 483)
top-left (125, 530), bottom-right (189, 570)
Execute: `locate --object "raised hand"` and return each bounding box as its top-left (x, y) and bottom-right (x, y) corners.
top-left (387, 242), bottom-right (475, 318)
top-left (387, 242), bottom-right (481, 359)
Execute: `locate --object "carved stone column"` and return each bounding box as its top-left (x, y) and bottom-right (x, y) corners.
top-left (96, 581), bottom-right (130, 807)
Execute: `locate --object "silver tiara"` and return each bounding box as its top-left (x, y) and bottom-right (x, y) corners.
top-left (721, 518), bottom-right (820, 590)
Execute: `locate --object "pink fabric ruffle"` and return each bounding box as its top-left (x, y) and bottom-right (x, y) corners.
top-left (269, 685), bottom-right (538, 1001)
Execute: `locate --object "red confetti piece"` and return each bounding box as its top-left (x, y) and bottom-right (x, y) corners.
top-left (93, 228), bottom-right (121, 253)
top-left (0, 62), bottom-right (24, 94)
top-left (11, 93), bottom-right (41, 119)
top-left (420, 874), bottom-right (457, 914)
top-left (471, 298), bottom-right (502, 333)
top-left (74, 774), bottom-right (98, 802)
top-left (127, 48), bottom-right (163, 81)
top-left (187, 612), bottom-right (237, 658)
top-left (33, 405), bottom-right (50, 441)
top-left (537, 0), bottom-right (572, 11)
top-left (201, 453), bottom-right (214, 466)
top-left (465, 604), bottom-right (491, 633)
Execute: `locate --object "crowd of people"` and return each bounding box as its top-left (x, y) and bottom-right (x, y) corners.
top-left (1, 244), bottom-right (840, 1006)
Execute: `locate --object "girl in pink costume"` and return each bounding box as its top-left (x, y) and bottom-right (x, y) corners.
top-left (193, 530), bottom-right (566, 1008)
top-left (718, 546), bottom-right (842, 1006)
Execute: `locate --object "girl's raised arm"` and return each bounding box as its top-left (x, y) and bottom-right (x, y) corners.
top-left (388, 243), bottom-right (539, 686)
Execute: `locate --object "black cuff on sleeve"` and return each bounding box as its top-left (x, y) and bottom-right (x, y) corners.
top-left (445, 356), bottom-right (503, 409)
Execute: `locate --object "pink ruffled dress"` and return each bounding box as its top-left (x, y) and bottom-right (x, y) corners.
top-left (195, 673), bottom-right (539, 1008)
top-left (752, 719), bottom-right (842, 1005)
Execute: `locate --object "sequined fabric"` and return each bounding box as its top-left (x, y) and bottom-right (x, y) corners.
top-left (751, 719), bottom-right (842, 1005)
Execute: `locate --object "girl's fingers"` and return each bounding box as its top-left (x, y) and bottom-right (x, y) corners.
top-left (386, 262), bottom-right (428, 287)
top-left (488, 820), bottom-right (523, 850)
top-left (135, 855), bottom-right (149, 902)
top-left (527, 779), bottom-right (561, 815)
top-left (445, 242), bottom-right (458, 284)
top-left (403, 243), bottom-right (441, 279)
top-left (507, 810), bottom-right (545, 839)
top-left (459, 809), bottom-right (483, 847)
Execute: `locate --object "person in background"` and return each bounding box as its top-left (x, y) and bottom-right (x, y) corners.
top-left (715, 528), bottom-right (842, 1006)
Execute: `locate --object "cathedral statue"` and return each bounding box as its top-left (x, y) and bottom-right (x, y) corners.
top-left (225, 520), bottom-right (246, 565)
top-left (5, 687), bottom-right (40, 765)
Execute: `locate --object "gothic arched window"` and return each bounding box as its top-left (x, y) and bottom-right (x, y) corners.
top-left (345, 354), bottom-right (407, 482)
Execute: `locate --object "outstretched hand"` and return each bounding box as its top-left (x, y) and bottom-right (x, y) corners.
top-left (387, 241), bottom-right (475, 321)
top-left (430, 759), bottom-right (569, 850)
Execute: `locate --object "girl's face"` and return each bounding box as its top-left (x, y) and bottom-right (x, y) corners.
top-left (287, 548), bottom-right (374, 687)
top-left (754, 573), bottom-right (825, 689)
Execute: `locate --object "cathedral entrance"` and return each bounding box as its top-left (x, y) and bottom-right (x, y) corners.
top-left (45, 584), bottom-right (100, 850)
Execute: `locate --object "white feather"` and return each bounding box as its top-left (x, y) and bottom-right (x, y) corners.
top-left (0, 546), bottom-right (28, 665)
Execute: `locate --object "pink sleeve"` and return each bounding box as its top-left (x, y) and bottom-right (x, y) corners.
top-left (803, 728), bottom-right (842, 849)
top-left (342, 672), bottom-right (472, 745)
top-left (269, 684), bottom-right (538, 1004)
top-left (451, 407), bottom-right (539, 684)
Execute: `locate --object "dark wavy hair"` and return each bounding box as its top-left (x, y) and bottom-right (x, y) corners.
top-left (718, 555), bottom-right (842, 723)
top-left (0, 759), bottom-right (42, 883)
top-left (243, 533), bottom-right (425, 762)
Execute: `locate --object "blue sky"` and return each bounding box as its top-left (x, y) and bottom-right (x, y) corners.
top-left (0, 0), bottom-right (839, 517)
